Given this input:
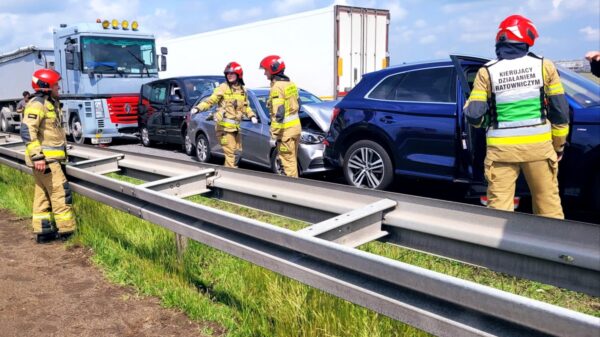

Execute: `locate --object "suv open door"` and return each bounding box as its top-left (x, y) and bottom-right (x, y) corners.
top-left (451, 55), bottom-right (489, 184)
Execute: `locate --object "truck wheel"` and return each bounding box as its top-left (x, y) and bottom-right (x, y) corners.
top-left (0, 115), bottom-right (8, 133)
top-left (70, 114), bottom-right (85, 144)
top-left (183, 129), bottom-right (195, 156)
top-left (343, 140), bottom-right (393, 190)
top-left (195, 133), bottom-right (211, 162)
top-left (1, 114), bottom-right (14, 133)
top-left (140, 126), bottom-right (153, 147)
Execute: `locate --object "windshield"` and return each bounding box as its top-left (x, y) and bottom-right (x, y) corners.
top-left (183, 78), bottom-right (222, 102)
top-left (557, 66), bottom-right (600, 108)
top-left (256, 91), bottom-right (322, 112)
top-left (81, 36), bottom-right (158, 76)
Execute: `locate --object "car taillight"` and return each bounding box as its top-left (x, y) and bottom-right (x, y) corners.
top-left (331, 107), bottom-right (341, 124)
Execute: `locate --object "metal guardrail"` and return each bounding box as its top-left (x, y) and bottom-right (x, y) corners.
top-left (0, 133), bottom-right (598, 337)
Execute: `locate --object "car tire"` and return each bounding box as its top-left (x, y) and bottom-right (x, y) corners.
top-left (270, 149), bottom-right (285, 175)
top-left (195, 133), bottom-right (211, 163)
top-left (70, 114), bottom-right (85, 144)
top-left (343, 140), bottom-right (393, 190)
top-left (183, 129), bottom-right (195, 156)
top-left (140, 126), bottom-right (153, 147)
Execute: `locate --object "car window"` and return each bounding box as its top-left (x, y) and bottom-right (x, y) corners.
top-left (141, 84), bottom-right (152, 100)
top-left (170, 82), bottom-right (182, 101)
top-left (368, 67), bottom-right (457, 103)
top-left (150, 82), bottom-right (168, 104)
top-left (183, 78), bottom-right (221, 102)
top-left (558, 67), bottom-right (600, 108)
top-left (299, 92), bottom-right (322, 104)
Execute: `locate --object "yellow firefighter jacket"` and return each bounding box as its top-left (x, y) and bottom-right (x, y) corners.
top-left (196, 83), bottom-right (255, 132)
top-left (20, 94), bottom-right (67, 167)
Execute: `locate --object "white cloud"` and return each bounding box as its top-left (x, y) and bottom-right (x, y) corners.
top-left (272, 0), bottom-right (316, 15)
top-left (220, 7), bottom-right (262, 22)
top-left (414, 19), bottom-right (426, 28)
top-left (419, 34), bottom-right (436, 44)
top-left (384, 0), bottom-right (408, 21)
top-left (579, 26), bottom-right (600, 41)
top-left (460, 32), bottom-right (493, 43)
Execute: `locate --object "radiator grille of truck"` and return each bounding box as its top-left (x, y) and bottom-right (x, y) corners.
top-left (97, 120), bottom-right (105, 128)
top-left (107, 96), bottom-right (139, 124)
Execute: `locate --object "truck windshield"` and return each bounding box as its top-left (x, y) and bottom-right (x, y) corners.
top-left (81, 36), bottom-right (158, 76)
top-left (557, 67), bottom-right (600, 108)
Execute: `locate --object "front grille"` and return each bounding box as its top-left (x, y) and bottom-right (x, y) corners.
top-left (107, 96), bottom-right (139, 124)
top-left (97, 119), bottom-right (105, 128)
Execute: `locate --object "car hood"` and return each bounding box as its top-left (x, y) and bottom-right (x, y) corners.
top-left (300, 100), bottom-right (338, 133)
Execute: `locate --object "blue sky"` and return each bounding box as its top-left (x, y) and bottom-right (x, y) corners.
top-left (0, 0), bottom-right (598, 65)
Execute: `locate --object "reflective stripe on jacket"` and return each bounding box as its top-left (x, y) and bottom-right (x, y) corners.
top-left (20, 94), bottom-right (67, 166)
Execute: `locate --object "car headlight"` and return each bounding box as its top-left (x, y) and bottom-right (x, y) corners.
top-left (300, 131), bottom-right (324, 144)
top-left (94, 100), bottom-right (104, 118)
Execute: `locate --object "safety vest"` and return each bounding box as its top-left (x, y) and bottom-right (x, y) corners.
top-left (270, 81), bottom-right (300, 129)
top-left (485, 54), bottom-right (550, 146)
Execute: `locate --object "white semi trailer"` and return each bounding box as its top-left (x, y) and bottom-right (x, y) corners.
top-left (0, 46), bottom-right (54, 132)
top-left (160, 5), bottom-right (390, 100)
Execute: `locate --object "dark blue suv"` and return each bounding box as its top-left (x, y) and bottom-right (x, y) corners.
top-left (324, 55), bottom-right (600, 211)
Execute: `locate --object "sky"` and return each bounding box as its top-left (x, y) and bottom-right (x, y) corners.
top-left (0, 0), bottom-right (598, 65)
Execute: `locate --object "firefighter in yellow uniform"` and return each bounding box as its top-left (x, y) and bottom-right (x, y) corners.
top-left (259, 55), bottom-right (302, 178)
top-left (21, 68), bottom-right (76, 242)
top-left (464, 15), bottom-right (569, 219)
top-left (191, 62), bottom-right (257, 168)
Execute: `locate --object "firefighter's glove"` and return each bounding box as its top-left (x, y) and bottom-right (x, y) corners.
top-left (251, 117), bottom-right (258, 124)
top-left (190, 108), bottom-right (199, 115)
top-left (269, 138), bottom-right (277, 148)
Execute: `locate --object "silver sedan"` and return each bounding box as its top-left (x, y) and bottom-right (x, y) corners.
top-left (186, 88), bottom-right (335, 175)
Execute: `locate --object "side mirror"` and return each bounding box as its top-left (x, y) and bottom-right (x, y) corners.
top-left (160, 55), bottom-right (167, 71)
top-left (65, 48), bottom-right (81, 71)
top-left (161, 47), bottom-right (168, 55)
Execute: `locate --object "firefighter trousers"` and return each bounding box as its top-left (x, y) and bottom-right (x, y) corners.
top-left (218, 130), bottom-right (241, 168)
top-left (484, 158), bottom-right (564, 219)
top-left (31, 162), bottom-right (76, 234)
top-left (278, 135), bottom-right (300, 178)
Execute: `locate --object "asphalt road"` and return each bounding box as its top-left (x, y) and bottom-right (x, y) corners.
top-left (106, 138), bottom-right (599, 224)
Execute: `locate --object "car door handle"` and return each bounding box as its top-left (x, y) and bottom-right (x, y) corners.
top-left (379, 116), bottom-right (394, 124)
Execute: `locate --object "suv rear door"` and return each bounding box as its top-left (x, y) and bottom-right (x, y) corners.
top-left (365, 65), bottom-right (459, 180)
top-left (451, 55), bottom-right (489, 183)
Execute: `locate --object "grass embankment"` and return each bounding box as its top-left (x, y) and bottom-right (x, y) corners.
top-left (0, 166), bottom-right (598, 337)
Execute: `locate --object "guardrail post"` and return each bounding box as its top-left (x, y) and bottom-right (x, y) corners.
top-left (175, 233), bottom-right (188, 260)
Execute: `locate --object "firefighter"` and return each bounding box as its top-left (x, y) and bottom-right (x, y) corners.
top-left (21, 69), bottom-right (76, 242)
top-left (191, 62), bottom-right (257, 168)
top-left (464, 15), bottom-right (570, 219)
top-left (259, 55), bottom-right (302, 178)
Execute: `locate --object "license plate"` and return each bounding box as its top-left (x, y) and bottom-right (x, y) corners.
top-left (91, 137), bottom-right (112, 144)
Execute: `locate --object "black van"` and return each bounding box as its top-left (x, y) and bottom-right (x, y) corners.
top-left (138, 75), bottom-right (222, 153)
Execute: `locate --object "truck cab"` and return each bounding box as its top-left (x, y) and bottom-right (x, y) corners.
top-left (53, 19), bottom-right (159, 144)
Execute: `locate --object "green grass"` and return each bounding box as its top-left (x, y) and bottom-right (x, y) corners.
top-left (1, 165), bottom-right (598, 337)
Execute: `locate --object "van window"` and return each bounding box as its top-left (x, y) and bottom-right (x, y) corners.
top-left (150, 82), bottom-right (168, 104)
top-left (368, 67), bottom-right (456, 103)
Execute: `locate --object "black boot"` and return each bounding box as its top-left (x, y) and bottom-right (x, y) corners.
top-left (36, 232), bottom-right (58, 244)
top-left (57, 232), bottom-right (74, 241)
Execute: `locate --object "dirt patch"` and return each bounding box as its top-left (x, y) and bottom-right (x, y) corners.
top-left (0, 208), bottom-right (220, 337)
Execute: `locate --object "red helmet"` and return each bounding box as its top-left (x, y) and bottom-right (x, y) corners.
top-left (259, 55), bottom-right (285, 76)
top-left (496, 15), bottom-right (539, 46)
top-left (32, 68), bottom-right (61, 91)
top-left (224, 61), bottom-right (243, 79)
